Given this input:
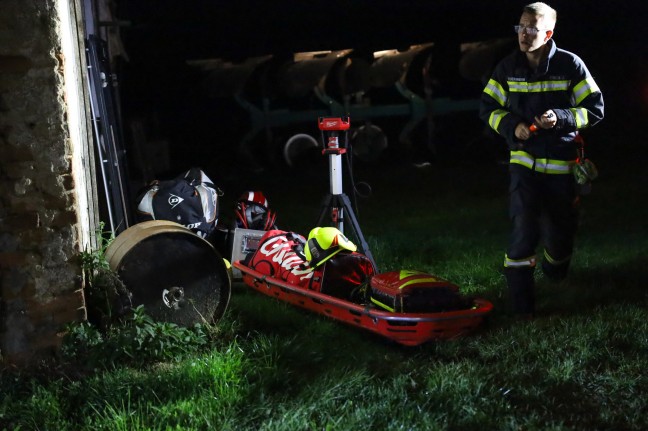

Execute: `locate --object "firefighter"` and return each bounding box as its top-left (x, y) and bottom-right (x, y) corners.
top-left (479, 2), bottom-right (604, 318)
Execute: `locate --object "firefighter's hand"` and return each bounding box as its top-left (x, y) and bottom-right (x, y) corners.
top-left (533, 110), bottom-right (557, 130)
top-left (515, 122), bottom-right (532, 140)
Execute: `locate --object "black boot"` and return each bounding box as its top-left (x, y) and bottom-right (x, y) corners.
top-left (504, 266), bottom-right (535, 316)
top-left (541, 259), bottom-right (569, 282)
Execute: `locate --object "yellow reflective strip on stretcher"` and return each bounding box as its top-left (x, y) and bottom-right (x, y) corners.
top-left (370, 297), bottom-right (395, 312)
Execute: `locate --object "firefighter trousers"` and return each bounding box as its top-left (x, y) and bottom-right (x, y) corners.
top-left (505, 165), bottom-right (580, 314)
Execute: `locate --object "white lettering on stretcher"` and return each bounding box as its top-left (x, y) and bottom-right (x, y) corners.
top-left (258, 235), bottom-right (314, 281)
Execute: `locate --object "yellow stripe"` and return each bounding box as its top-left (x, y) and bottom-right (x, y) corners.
top-left (399, 269), bottom-right (425, 279)
top-left (510, 151), bottom-right (575, 174)
top-left (484, 78), bottom-right (508, 106)
top-left (398, 277), bottom-right (443, 290)
top-left (543, 250), bottom-right (571, 265)
top-left (508, 80), bottom-right (570, 93)
top-left (370, 297), bottom-right (395, 312)
top-left (489, 109), bottom-right (509, 133)
top-left (569, 107), bottom-right (588, 128)
top-left (504, 253), bottom-right (536, 268)
top-left (572, 78), bottom-right (600, 105)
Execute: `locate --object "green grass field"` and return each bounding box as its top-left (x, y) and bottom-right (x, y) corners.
top-left (2, 128), bottom-right (647, 430)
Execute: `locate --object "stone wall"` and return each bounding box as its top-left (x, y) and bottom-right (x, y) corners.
top-left (0, 0), bottom-right (96, 366)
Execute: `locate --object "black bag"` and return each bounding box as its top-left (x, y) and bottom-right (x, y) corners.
top-left (136, 168), bottom-right (220, 238)
top-left (318, 251), bottom-right (377, 302)
top-left (369, 270), bottom-right (473, 313)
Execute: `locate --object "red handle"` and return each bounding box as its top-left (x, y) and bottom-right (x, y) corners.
top-left (530, 112), bottom-right (554, 132)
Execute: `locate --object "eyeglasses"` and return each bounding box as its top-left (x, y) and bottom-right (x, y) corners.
top-left (514, 25), bottom-right (546, 36)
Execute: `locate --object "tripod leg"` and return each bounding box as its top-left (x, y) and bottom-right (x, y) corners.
top-left (316, 193), bottom-right (379, 271)
top-left (316, 194), bottom-right (335, 227)
top-left (339, 194), bottom-right (378, 271)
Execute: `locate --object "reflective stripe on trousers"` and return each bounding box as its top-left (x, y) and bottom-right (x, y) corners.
top-left (504, 253), bottom-right (536, 268)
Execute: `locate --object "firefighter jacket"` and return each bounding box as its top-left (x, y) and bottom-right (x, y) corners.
top-left (480, 39), bottom-right (604, 169)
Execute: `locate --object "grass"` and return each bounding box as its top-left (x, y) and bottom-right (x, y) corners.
top-left (2, 131), bottom-right (648, 430)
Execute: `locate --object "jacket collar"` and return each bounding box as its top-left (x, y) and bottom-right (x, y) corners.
top-left (515, 39), bottom-right (557, 77)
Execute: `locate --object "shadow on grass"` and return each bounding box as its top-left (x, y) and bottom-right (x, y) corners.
top-left (536, 255), bottom-right (648, 318)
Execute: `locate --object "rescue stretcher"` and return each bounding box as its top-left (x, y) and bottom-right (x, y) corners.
top-left (233, 260), bottom-right (493, 346)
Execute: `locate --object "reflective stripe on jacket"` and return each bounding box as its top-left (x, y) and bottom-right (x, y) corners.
top-left (510, 151), bottom-right (575, 174)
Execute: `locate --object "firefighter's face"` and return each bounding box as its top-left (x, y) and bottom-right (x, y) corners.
top-left (517, 12), bottom-right (553, 53)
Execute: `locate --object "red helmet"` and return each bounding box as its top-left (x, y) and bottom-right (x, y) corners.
top-left (235, 191), bottom-right (277, 231)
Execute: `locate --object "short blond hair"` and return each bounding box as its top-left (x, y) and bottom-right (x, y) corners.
top-left (524, 2), bottom-right (557, 29)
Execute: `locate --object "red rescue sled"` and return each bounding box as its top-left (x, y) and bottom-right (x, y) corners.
top-left (233, 261), bottom-right (493, 346)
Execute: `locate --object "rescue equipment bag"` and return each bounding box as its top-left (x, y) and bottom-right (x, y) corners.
top-left (245, 229), bottom-right (322, 291)
top-left (369, 270), bottom-right (473, 313)
top-left (317, 251), bottom-right (376, 302)
top-left (136, 168), bottom-right (220, 239)
top-left (243, 229), bottom-right (376, 301)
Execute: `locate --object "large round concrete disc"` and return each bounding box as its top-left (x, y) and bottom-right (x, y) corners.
top-left (106, 221), bottom-right (231, 326)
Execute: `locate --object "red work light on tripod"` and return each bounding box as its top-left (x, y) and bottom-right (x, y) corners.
top-left (316, 116), bottom-right (377, 270)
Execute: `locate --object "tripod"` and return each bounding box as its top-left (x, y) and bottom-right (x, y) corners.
top-left (315, 117), bottom-right (378, 270)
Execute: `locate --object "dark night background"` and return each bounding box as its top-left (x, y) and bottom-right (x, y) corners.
top-left (110, 0), bottom-right (648, 191)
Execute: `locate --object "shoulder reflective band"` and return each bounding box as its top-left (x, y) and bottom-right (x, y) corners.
top-left (510, 151), bottom-right (575, 174)
top-left (489, 109), bottom-right (509, 133)
top-left (507, 80), bottom-right (570, 93)
top-left (484, 78), bottom-right (508, 106)
top-left (504, 254), bottom-right (537, 268)
top-left (571, 77), bottom-right (600, 106)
